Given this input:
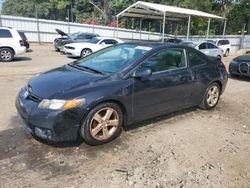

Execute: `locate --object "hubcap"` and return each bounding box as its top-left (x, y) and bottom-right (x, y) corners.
top-left (82, 50), bottom-right (91, 57)
top-left (206, 86), bottom-right (219, 107)
top-left (90, 107), bottom-right (119, 140)
top-left (1, 50), bottom-right (11, 60)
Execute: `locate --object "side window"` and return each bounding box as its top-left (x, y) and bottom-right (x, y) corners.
top-left (224, 40), bottom-right (229, 45)
top-left (187, 50), bottom-right (207, 67)
top-left (0, 29), bottom-right (13, 38)
top-left (218, 40), bottom-right (223, 46)
top-left (140, 49), bottom-right (186, 73)
top-left (101, 39), bottom-right (117, 45)
top-left (77, 34), bottom-right (87, 39)
top-left (207, 43), bottom-right (218, 49)
top-left (86, 35), bottom-right (94, 39)
top-left (198, 43), bottom-right (207, 50)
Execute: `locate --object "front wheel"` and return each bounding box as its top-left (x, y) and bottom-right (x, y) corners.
top-left (81, 49), bottom-right (92, 58)
top-left (199, 83), bottom-right (221, 110)
top-left (80, 103), bottom-right (123, 145)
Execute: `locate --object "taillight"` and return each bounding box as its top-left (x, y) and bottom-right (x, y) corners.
top-left (19, 40), bottom-right (25, 46)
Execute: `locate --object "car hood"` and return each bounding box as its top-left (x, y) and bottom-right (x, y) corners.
top-left (55, 29), bottom-right (68, 37)
top-left (28, 65), bottom-right (106, 99)
top-left (234, 55), bottom-right (250, 62)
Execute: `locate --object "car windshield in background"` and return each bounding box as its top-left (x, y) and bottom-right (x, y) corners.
top-left (88, 38), bottom-right (101, 44)
top-left (73, 44), bottom-right (152, 73)
top-left (69, 33), bottom-right (79, 40)
top-left (18, 32), bottom-right (27, 40)
top-left (182, 42), bottom-right (196, 47)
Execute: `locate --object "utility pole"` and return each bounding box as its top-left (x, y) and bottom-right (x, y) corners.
top-left (35, 4), bottom-right (41, 45)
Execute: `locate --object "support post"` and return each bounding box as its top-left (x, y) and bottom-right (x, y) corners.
top-left (162, 12), bottom-right (166, 43)
top-left (116, 16), bottom-right (119, 38)
top-left (67, 9), bottom-right (70, 35)
top-left (186, 15), bottom-right (191, 40)
top-left (223, 20), bottom-right (227, 38)
top-left (35, 4), bottom-right (41, 44)
top-left (139, 18), bottom-right (142, 40)
top-left (206, 18), bottom-right (211, 39)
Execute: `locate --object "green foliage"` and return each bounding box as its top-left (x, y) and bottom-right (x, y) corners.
top-left (2, 0), bottom-right (250, 34)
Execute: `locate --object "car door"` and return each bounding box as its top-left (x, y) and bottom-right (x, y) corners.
top-left (186, 48), bottom-right (214, 105)
top-left (207, 42), bottom-right (220, 57)
top-left (132, 48), bottom-right (194, 121)
top-left (198, 42), bottom-right (209, 55)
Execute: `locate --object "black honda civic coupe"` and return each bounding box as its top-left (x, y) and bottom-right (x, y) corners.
top-left (229, 54), bottom-right (250, 77)
top-left (16, 43), bottom-right (228, 145)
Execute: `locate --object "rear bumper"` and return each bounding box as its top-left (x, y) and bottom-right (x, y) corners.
top-left (15, 47), bottom-right (26, 55)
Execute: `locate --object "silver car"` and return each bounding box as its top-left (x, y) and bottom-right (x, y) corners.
top-left (182, 41), bottom-right (224, 59)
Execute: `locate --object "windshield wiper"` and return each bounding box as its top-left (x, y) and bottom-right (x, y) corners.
top-left (69, 63), bottom-right (105, 75)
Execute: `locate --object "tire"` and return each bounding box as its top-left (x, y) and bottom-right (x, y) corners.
top-left (0, 48), bottom-right (14, 62)
top-left (81, 49), bottom-right (92, 58)
top-left (199, 82), bottom-right (221, 110)
top-left (224, 49), bottom-right (229, 57)
top-left (80, 102), bottom-right (123, 146)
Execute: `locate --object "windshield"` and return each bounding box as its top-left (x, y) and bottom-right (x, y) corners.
top-left (69, 33), bottom-right (79, 40)
top-left (73, 44), bottom-right (152, 73)
top-left (88, 38), bottom-right (101, 44)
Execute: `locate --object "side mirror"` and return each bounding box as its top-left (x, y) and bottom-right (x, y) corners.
top-left (101, 42), bottom-right (106, 45)
top-left (133, 67), bottom-right (152, 78)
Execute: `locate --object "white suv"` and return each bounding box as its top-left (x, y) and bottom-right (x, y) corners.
top-left (207, 39), bottom-right (231, 57)
top-left (0, 27), bottom-right (26, 62)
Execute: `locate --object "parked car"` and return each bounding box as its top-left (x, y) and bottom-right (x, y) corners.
top-left (0, 27), bottom-right (26, 62)
top-left (182, 41), bottom-right (224, 59)
top-left (164, 37), bottom-right (183, 44)
top-left (53, 29), bottom-right (100, 51)
top-left (18, 31), bottom-right (30, 50)
top-left (64, 37), bottom-right (124, 58)
top-left (16, 43), bottom-right (228, 145)
top-left (206, 39), bottom-right (231, 57)
top-left (229, 54), bottom-right (250, 77)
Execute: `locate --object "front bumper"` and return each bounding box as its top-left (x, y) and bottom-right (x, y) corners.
top-left (15, 88), bottom-right (87, 142)
top-left (229, 63), bottom-right (250, 77)
top-left (65, 48), bottom-right (80, 57)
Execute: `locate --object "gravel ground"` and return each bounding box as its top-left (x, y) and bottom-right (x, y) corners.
top-left (0, 44), bottom-right (249, 188)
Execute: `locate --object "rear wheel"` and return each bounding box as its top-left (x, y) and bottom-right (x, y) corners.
top-left (81, 49), bottom-right (92, 58)
top-left (199, 83), bottom-right (221, 110)
top-left (0, 48), bottom-right (14, 62)
top-left (80, 103), bottom-right (123, 145)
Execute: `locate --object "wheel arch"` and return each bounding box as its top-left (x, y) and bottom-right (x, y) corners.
top-left (0, 46), bottom-right (15, 54)
top-left (81, 98), bottom-right (129, 128)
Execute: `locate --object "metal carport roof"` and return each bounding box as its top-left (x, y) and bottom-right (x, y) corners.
top-left (116, 1), bottom-right (227, 42)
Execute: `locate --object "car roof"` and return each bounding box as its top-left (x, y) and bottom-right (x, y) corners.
top-left (118, 42), bottom-right (193, 50)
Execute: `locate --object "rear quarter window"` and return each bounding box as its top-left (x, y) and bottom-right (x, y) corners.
top-left (187, 49), bottom-right (207, 67)
top-left (0, 29), bottom-right (13, 38)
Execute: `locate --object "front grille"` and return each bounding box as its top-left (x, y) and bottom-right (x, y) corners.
top-left (27, 93), bottom-right (42, 103)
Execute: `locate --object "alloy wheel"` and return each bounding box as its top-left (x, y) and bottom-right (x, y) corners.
top-left (206, 85), bottom-right (219, 107)
top-left (90, 107), bottom-right (119, 141)
top-left (82, 50), bottom-right (91, 57)
top-left (1, 50), bottom-right (12, 61)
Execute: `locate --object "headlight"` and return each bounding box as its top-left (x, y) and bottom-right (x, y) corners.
top-left (38, 99), bottom-right (85, 110)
